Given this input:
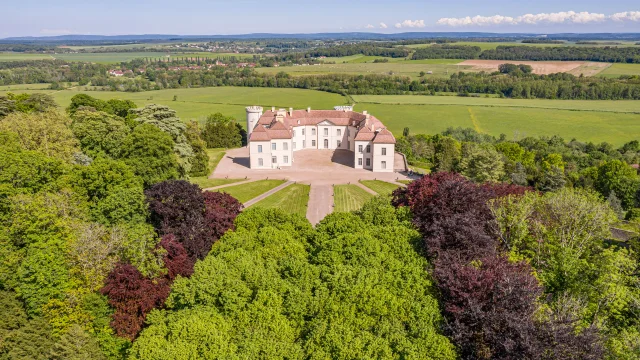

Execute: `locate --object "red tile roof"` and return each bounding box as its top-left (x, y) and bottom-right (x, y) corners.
top-left (249, 125), bottom-right (270, 141)
top-left (372, 129), bottom-right (396, 144)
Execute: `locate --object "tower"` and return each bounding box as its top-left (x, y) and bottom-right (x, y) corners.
top-left (245, 106), bottom-right (263, 140)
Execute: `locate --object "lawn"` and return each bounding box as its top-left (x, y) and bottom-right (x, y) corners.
top-left (333, 184), bottom-right (374, 212)
top-left (189, 148), bottom-right (243, 188)
top-left (249, 183), bottom-right (310, 217)
top-left (359, 180), bottom-right (400, 196)
top-left (215, 179), bottom-right (286, 204)
top-left (397, 180), bottom-right (413, 185)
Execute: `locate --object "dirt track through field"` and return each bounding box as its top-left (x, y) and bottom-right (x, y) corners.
top-left (459, 60), bottom-right (610, 76)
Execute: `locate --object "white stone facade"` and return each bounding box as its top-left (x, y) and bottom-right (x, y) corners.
top-left (247, 106), bottom-right (396, 172)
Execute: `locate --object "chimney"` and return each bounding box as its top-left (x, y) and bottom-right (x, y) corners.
top-left (363, 110), bottom-right (368, 115)
top-left (271, 106), bottom-right (275, 112)
top-left (372, 124), bottom-right (375, 132)
top-left (289, 107), bottom-right (293, 116)
top-left (307, 107), bottom-right (311, 113)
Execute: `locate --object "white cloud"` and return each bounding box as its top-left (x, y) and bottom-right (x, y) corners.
top-left (610, 11), bottom-right (640, 22)
top-left (365, 24), bottom-right (375, 29)
top-left (434, 10), bottom-right (640, 27)
top-left (379, 22), bottom-right (388, 29)
top-left (394, 20), bottom-right (426, 29)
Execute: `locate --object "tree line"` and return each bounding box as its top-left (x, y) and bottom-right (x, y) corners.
top-left (480, 45), bottom-right (640, 63)
top-left (412, 45), bottom-right (482, 60)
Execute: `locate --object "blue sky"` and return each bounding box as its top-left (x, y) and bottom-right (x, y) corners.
top-left (2, 0), bottom-right (640, 37)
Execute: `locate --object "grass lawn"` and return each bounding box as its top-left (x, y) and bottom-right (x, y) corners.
top-left (249, 183), bottom-right (310, 217)
top-left (215, 179), bottom-right (286, 204)
top-left (359, 180), bottom-right (400, 196)
top-left (189, 148), bottom-right (243, 188)
top-left (397, 180), bottom-right (413, 185)
top-left (333, 184), bottom-right (374, 212)
top-left (0, 83), bottom-right (54, 91)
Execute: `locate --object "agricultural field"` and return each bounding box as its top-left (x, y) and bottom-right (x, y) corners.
top-left (3, 86), bottom-right (640, 146)
top-left (0, 52), bottom-right (55, 61)
top-left (258, 60), bottom-right (471, 78)
top-left (359, 180), bottom-right (400, 196)
top-left (215, 179), bottom-right (286, 203)
top-left (333, 184), bottom-right (374, 212)
top-left (598, 63), bottom-right (640, 78)
top-left (459, 60), bottom-right (610, 76)
top-left (0, 83), bottom-right (54, 91)
top-left (249, 183), bottom-right (310, 217)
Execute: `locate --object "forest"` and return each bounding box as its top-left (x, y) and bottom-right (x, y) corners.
top-left (0, 92), bottom-right (639, 359)
top-left (411, 45), bottom-right (483, 60)
top-left (480, 45), bottom-right (640, 63)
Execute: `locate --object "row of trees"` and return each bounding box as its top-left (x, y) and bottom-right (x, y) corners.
top-left (398, 127), bottom-right (640, 218)
top-left (480, 45), bottom-right (640, 63)
top-left (412, 45), bottom-right (482, 60)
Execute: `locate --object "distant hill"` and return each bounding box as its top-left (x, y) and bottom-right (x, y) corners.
top-left (3, 32), bottom-right (640, 43)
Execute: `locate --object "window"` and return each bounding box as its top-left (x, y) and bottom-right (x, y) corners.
top-left (292, 130), bottom-right (296, 137)
top-left (324, 128), bottom-right (328, 136)
top-left (293, 142), bottom-right (296, 150)
top-left (258, 145), bottom-right (263, 153)
top-left (366, 158), bottom-right (371, 167)
top-left (302, 128), bottom-right (305, 135)
top-left (312, 128), bottom-right (316, 135)
top-left (312, 140), bottom-right (316, 147)
top-left (381, 147), bottom-right (387, 156)
top-left (337, 129), bottom-right (341, 136)
top-left (272, 156), bottom-right (277, 164)
top-left (337, 140), bottom-right (341, 147)
top-left (358, 158), bottom-right (362, 166)
top-left (358, 145), bottom-right (363, 153)
top-left (381, 161), bottom-right (387, 169)
top-left (258, 158), bottom-right (263, 166)
top-left (284, 156), bottom-right (289, 163)
top-left (272, 143), bottom-right (276, 150)
top-left (366, 145), bottom-right (371, 153)
top-left (283, 142), bottom-right (288, 151)
top-left (303, 140), bottom-right (306, 147)
top-left (323, 139), bottom-right (328, 149)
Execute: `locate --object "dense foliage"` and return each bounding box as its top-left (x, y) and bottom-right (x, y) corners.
top-left (130, 204), bottom-right (456, 359)
top-left (481, 45), bottom-right (640, 63)
top-left (412, 45), bottom-right (482, 60)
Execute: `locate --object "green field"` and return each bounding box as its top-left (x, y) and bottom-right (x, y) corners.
top-left (0, 52), bottom-right (55, 61)
top-left (359, 180), bottom-right (400, 196)
top-left (0, 83), bottom-right (54, 91)
top-left (3, 86), bottom-right (639, 146)
top-left (249, 183), bottom-right (310, 217)
top-left (398, 180), bottom-right (413, 185)
top-left (215, 179), bottom-right (286, 203)
top-left (333, 185), bottom-right (374, 212)
top-left (258, 60), bottom-right (470, 78)
top-left (0, 86), bottom-right (348, 123)
top-left (598, 63), bottom-right (640, 78)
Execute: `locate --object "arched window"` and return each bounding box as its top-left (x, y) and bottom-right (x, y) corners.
top-left (324, 139), bottom-right (328, 149)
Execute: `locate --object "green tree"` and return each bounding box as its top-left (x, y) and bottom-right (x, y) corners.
top-left (201, 112), bottom-right (242, 149)
top-left (0, 110), bottom-right (80, 162)
top-left (70, 109), bottom-right (130, 159)
top-left (0, 291), bottom-right (55, 359)
top-left (458, 142), bottom-right (505, 182)
top-left (184, 121), bottom-right (210, 177)
top-left (129, 104), bottom-right (194, 177)
top-left (433, 136), bottom-right (460, 172)
top-left (120, 124), bottom-right (180, 188)
top-left (595, 160), bottom-right (640, 210)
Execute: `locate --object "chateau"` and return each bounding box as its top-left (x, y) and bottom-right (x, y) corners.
top-left (246, 106), bottom-right (396, 172)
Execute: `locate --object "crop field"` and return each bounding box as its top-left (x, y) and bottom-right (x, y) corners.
top-left (3, 86), bottom-right (639, 146)
top-left (0, 52), bottom-right (55, 61)
top-left (598, 63), bottom-right (640, 78)
top-left (249, 183), bottom-right (310, 217)
top-left (459, 60), bottom-right (610, 76)
top-left (257, 61), bottom-right (471, 78)
top-left (215, 179), bottom-right (286, 203)
top-left (359, 180), bottom-right (400, 196)
top-left (334, 184), bottom-right (374, 212)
